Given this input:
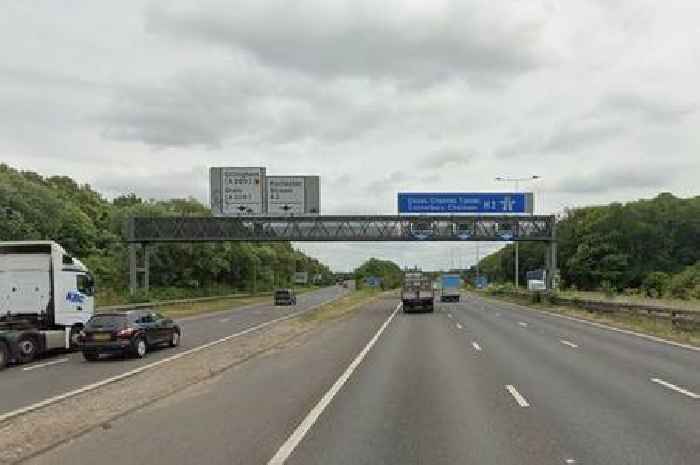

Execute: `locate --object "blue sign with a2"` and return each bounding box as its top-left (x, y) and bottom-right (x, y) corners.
top-left (398, 193), bottom-right (531, 214)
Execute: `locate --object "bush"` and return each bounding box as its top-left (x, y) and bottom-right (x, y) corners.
top-left (642, 271), bottom-right (670, 298)
top-left (667, 263), bottom-right (700, 300)
top-left (600, 280), bottom-right (616, 299)
top-left (486, 283), bottom-right (517, 296)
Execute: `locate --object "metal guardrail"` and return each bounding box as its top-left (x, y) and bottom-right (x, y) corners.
top-left (97, 292), bottom-right (273, 313)
top-left (551, 295), bottom-right (700, 330)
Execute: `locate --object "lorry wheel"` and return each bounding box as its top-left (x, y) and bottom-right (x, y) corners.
top-left (16, 336), bottom-right (39, 364)
top-left (69, 325), bottom-right (83, 351)
top-left (83, 351), bottom-right (99, 361)
top-left (0, 343), bottom-right (8, 370)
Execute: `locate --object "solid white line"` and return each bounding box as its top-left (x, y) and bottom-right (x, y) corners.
top-left (219, 318), bottom-right (230, 323)
top-left (267, 303), bottom-right (401, 465)
top-left (565, 459), bottom-right (577, 464)
top-left (472, 342), bottom-right (482, 352)
top-left (0, 296), bottom-right (341, 424)
top-left (22, 358), bottom-right (69, 371)
top-left (518, 321), bottom-right (528, 328)
top-left (456, 323), bottom-right (463, 329)
top-left (650, 378), bottom-right (700, 399)
top-left (560, 340), bottom-right (579, 349)
top-left (505, 384), bottom-right (530, 407)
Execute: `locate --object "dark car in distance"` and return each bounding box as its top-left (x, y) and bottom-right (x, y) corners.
top-left (79, 310), bottom-right (181, 361)
top-left (274, 288), bottom-right (297, 306)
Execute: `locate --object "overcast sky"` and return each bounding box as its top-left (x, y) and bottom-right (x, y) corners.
top-left (2, 1), bottom-right (699, 271)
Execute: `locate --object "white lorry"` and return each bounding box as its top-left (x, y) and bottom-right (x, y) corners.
top-left (0, 241), bottom-right (95, 369)
top-left (401, 271), bottom-right (435, 313)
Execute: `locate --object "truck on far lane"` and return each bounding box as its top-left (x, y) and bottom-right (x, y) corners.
top-left (439, 274), bottom-right (461, 302)
top-left (0, 241), bottom-right (95, 369)
top-left (401, 271), bottom-right (434, 313)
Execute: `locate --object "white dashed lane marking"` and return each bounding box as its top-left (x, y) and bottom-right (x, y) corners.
top-left (22, 358), bottom-right (69, 371)
top-left (651, 378), bottom-right (700, 399)
top-left (560, 340), bottom-right (579, 349)
top-left (505, 384), bottom-right (530, 407)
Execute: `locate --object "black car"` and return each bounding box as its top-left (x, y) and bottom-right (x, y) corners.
top-left (80, 310), bottom-right (181, 361)
top-left (274, 288), bottom-right (297, 306)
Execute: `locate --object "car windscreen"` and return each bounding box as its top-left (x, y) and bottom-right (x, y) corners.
top-left (86, 315), bottom-right (127, 329)
top-left (275, 291), bottom-right (290, 297)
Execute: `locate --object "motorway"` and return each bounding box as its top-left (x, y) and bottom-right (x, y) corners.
top-left (0, 286), bottom-right (347, 417)
top-left (20, 292), bottom-right (700, 465)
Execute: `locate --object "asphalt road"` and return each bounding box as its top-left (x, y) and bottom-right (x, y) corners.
top-left (24, 293), bottom-right (700, 465)
top-left (0, 285), bottom-right (347, 417)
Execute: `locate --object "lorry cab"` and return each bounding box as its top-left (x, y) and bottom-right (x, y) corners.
top-left (0, 241), bottom-right (95, 328)
top-left (1, 241), bottom-right (95, 367)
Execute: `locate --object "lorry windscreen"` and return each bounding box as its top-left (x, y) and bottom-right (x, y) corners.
top-left (87, 315), bottom-right (126, 329)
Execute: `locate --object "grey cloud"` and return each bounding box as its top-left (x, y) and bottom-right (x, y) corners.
top-left (495, 119), bottom-right (622, 159)
top-left (495, 91), bottom-right (697, 160)
top-left (419, 148), bottom-right (474, 169)
top-left (146, 1), bottom-right (548, 85)
top-left (94, 166), bottom-right (209, 202)
top-left (98, 67), bottom-right (391, 148)
top-left (0, 65), bottom-right (109, 92)
top-left (553, 164), bottom-right (677, 194)
top-left (600, 93), bottom-right (696, 124)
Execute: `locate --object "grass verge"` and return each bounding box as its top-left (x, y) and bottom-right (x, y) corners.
top-left (97, 287), bottom-right (322, 319)
top-left (296, 288), bottom-right (387, 325)
top-left (475, 291), bottom-right (700, 348)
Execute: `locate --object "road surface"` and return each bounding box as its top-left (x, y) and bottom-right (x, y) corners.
top-left (0, 286), bottom-right (346, 417)
top-left (23, 293), bottom-right (700, 465)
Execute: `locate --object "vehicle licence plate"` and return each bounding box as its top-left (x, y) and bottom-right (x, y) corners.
top-left (93, 333), bottom-right (111, 341)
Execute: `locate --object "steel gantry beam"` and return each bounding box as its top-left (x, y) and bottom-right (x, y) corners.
top-left (126, 215), bottom-right (556, 243)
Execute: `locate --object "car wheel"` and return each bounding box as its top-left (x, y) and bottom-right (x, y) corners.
top-left (0, 342), bottom-right (8, 370)
top-left (131, 337), bottom-right (148, 359)
top-left (17, 335), bottom-right (39, 364)
top-left (83, 351), bottom-right (99, 361)
top-left (69, 325), bottom-right (83, 351)
top-left (169, 330), bottom-right (180, 347)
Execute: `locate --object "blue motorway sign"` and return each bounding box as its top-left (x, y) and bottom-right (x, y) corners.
top-left (474, 276), bottom-right (488, 289)
top-left (398, 192), bottom-right (533, 214)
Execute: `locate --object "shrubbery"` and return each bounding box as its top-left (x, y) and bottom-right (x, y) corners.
top-left (667, 263), bottom-right (700, 300)
top-left (476, 193), bottom-right (700, 300)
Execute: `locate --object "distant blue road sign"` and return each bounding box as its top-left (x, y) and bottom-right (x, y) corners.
top-left (398, 193), bottom-right (533, 214)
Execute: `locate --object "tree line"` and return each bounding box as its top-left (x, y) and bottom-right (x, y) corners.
top-left (353, 258), bottom-right (403, 289)
top-left (0, 164), bottom-right (333, 303)
top-left (476, 193), bottom-right (700, 299)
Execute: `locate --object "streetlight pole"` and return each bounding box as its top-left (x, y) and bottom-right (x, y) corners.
top-left (494, 175), bottom-right (541, 289)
